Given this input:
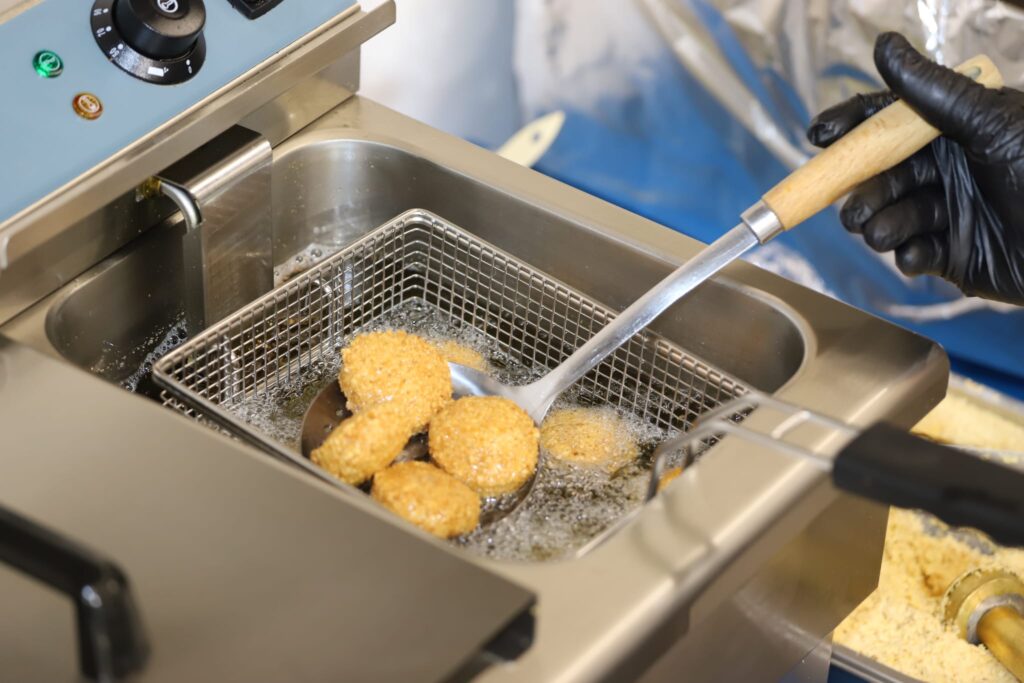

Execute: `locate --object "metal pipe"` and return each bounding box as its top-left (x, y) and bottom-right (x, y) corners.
top-left (153, 126), bottom-right (273, 333)
top-left (978, 606), bottom-right (1024, 682)
top-left (157, 180), bottom-right (202, 232)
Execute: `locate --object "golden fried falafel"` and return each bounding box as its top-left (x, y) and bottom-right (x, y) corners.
top-left (429, 396), bottom-right (539, 496)
top-left (311, 403), bottom-right (412, 485)
top-left (540, 407), bottom-right (639, 470)
top-left (433, 339), bottom-right (488, 373)
top-left (339, 330), bottom-right (451, 432)
top-left (371, 461), bottom-right (481, 538)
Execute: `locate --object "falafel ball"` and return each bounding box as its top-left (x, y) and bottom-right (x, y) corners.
top-left (434, 339), bottom-right (488, 373)
top-left (339, 330), bottom-right (451, 432)
top-left (429, 396), bottom-right (539, 496)
top-left (372, 461), bottom-right (481, 538)
top-left (540, 407), bottom-right (639, 470)
top-left (311, 403), bottom-right (412, 485)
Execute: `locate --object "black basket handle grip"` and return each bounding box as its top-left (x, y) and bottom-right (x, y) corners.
top-left (834, 422), bottom-right (1024, 547)
top-left (0, 506), bottom-right (149, 680)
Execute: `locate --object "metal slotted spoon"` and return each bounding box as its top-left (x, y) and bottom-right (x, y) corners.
top-left (301, 54), bottom-right (1002, 518)
top-left (445, 54), bottom-right (1001, 420)
top-left (298, 215), bottom-right (748, 454)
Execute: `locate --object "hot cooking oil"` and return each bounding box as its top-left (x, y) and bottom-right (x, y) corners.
top-left (179, 298), bottom-right (674, 561)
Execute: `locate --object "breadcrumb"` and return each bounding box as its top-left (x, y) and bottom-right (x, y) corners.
top-left (835, 509), bottom-right (1024, 683)
top-left (913, 391), bottom-right (1024, 453)
top-left (836, 386), bottom-right (1024, 682)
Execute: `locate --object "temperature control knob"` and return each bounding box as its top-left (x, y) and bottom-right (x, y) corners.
top-left (115, 0), bottom-right (206, 60)
top-left (91, 0), bottom-right (206, 85)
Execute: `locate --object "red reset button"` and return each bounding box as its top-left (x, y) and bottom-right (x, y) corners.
top-left (72, 92), bottom-right (103, 120)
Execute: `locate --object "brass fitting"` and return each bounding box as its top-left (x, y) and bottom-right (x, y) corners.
top-left (943, 568), bottom-right (1024, 682)
top-left (135, 176), bottom-right (163, 201)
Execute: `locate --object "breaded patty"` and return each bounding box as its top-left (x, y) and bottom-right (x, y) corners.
top-left (311, 403), bottom-right (412, 485)
top-left (429, 396), bottom-right (539, 496)
top-left (433, 339), bottom-right (488, 372)
top-left (339, 330), bottom-right (451, 432)
top-left (540, 407), bottom-right (639, 470)
top-left (371, 461), bottom-right (480, 538)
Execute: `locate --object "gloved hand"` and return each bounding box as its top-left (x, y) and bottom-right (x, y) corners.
top-left (806, 32), bottom-right (1024, 304)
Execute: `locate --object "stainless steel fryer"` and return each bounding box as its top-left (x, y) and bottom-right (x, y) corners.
top-left (0, 3), bottom-right (952, 680)
top-left (0, 93), bottom-right (950, 683)
top-left (153, 208), bottom-right (747, 505)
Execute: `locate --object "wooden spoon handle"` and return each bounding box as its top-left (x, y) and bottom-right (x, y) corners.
top-left (762, 54), bottom-right (1004, 231)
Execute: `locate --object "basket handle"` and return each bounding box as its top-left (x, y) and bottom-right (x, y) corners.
top-left (834, 422), bottom-right (1024, 547)
top-left (0, 505), bottom-right (149, 680)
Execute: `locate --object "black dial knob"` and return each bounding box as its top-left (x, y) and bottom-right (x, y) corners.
top-left (114, 0), bottom-right (206, 60)
top-left (92, 0), bottom-right (207, 84)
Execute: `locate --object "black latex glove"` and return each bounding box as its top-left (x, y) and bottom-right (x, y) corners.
top-left (806, 32), bottom-right (1024, 304)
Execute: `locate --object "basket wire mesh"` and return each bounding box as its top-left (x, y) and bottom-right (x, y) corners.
top-left (154, 209), bottom-right (748, 466)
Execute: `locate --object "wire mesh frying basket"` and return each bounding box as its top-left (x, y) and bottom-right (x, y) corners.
top-left (153, 209), bottom-right (748, 475)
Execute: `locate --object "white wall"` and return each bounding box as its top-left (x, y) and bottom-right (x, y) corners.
top-left (359, 0), bottom-right (521, 149)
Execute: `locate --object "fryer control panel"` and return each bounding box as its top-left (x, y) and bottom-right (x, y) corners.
top-left (0, 0), bottom-right (356, 223)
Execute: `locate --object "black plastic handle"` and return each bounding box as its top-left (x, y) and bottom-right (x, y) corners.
top-left (834, 422), bottom-right (1024, 547)
top-left (0, 506), bottom-right (149, 680)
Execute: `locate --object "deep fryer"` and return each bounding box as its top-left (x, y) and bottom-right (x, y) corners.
top-left (0, 2), bottom-right (953, 680)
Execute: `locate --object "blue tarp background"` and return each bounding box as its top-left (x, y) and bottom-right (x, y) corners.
top-left (520, 44), bottom-right (1024, 399)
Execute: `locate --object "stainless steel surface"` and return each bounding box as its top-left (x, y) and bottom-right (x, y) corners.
top-left (240, 51), bottom-right (360, 147)
top-left (648, 391), bottom-right (853, 500)
top-left (1, 95), bottom-right (950, 682)
top-left (780, 638), bottom-right (833, 683)
top-left (742, 200), bottom-right (785, 244)
top-left (153, 209), bottom-right (750, 531)
top-left (650, 390), bottom-right (1024, 550)
top-left (447, 223), bottom-right (758, 426)
top-left (635, 493), bottom-right (885, 683)
top-left (156, 126), bottom-right (273, 331)
top-left (0, 340), bottom-right (536, 683)
top-left (0, 188), bottom-right (174, 326)
top-left (5, 219), bottom-right (190, 400)
top-left (0, 0), bottom-right (393, 272)
top-left (831, 645), bottom-right (924, 683)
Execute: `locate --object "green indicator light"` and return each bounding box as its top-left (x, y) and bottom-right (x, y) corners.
top-left (33, 50), bottom-right (63, 78)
